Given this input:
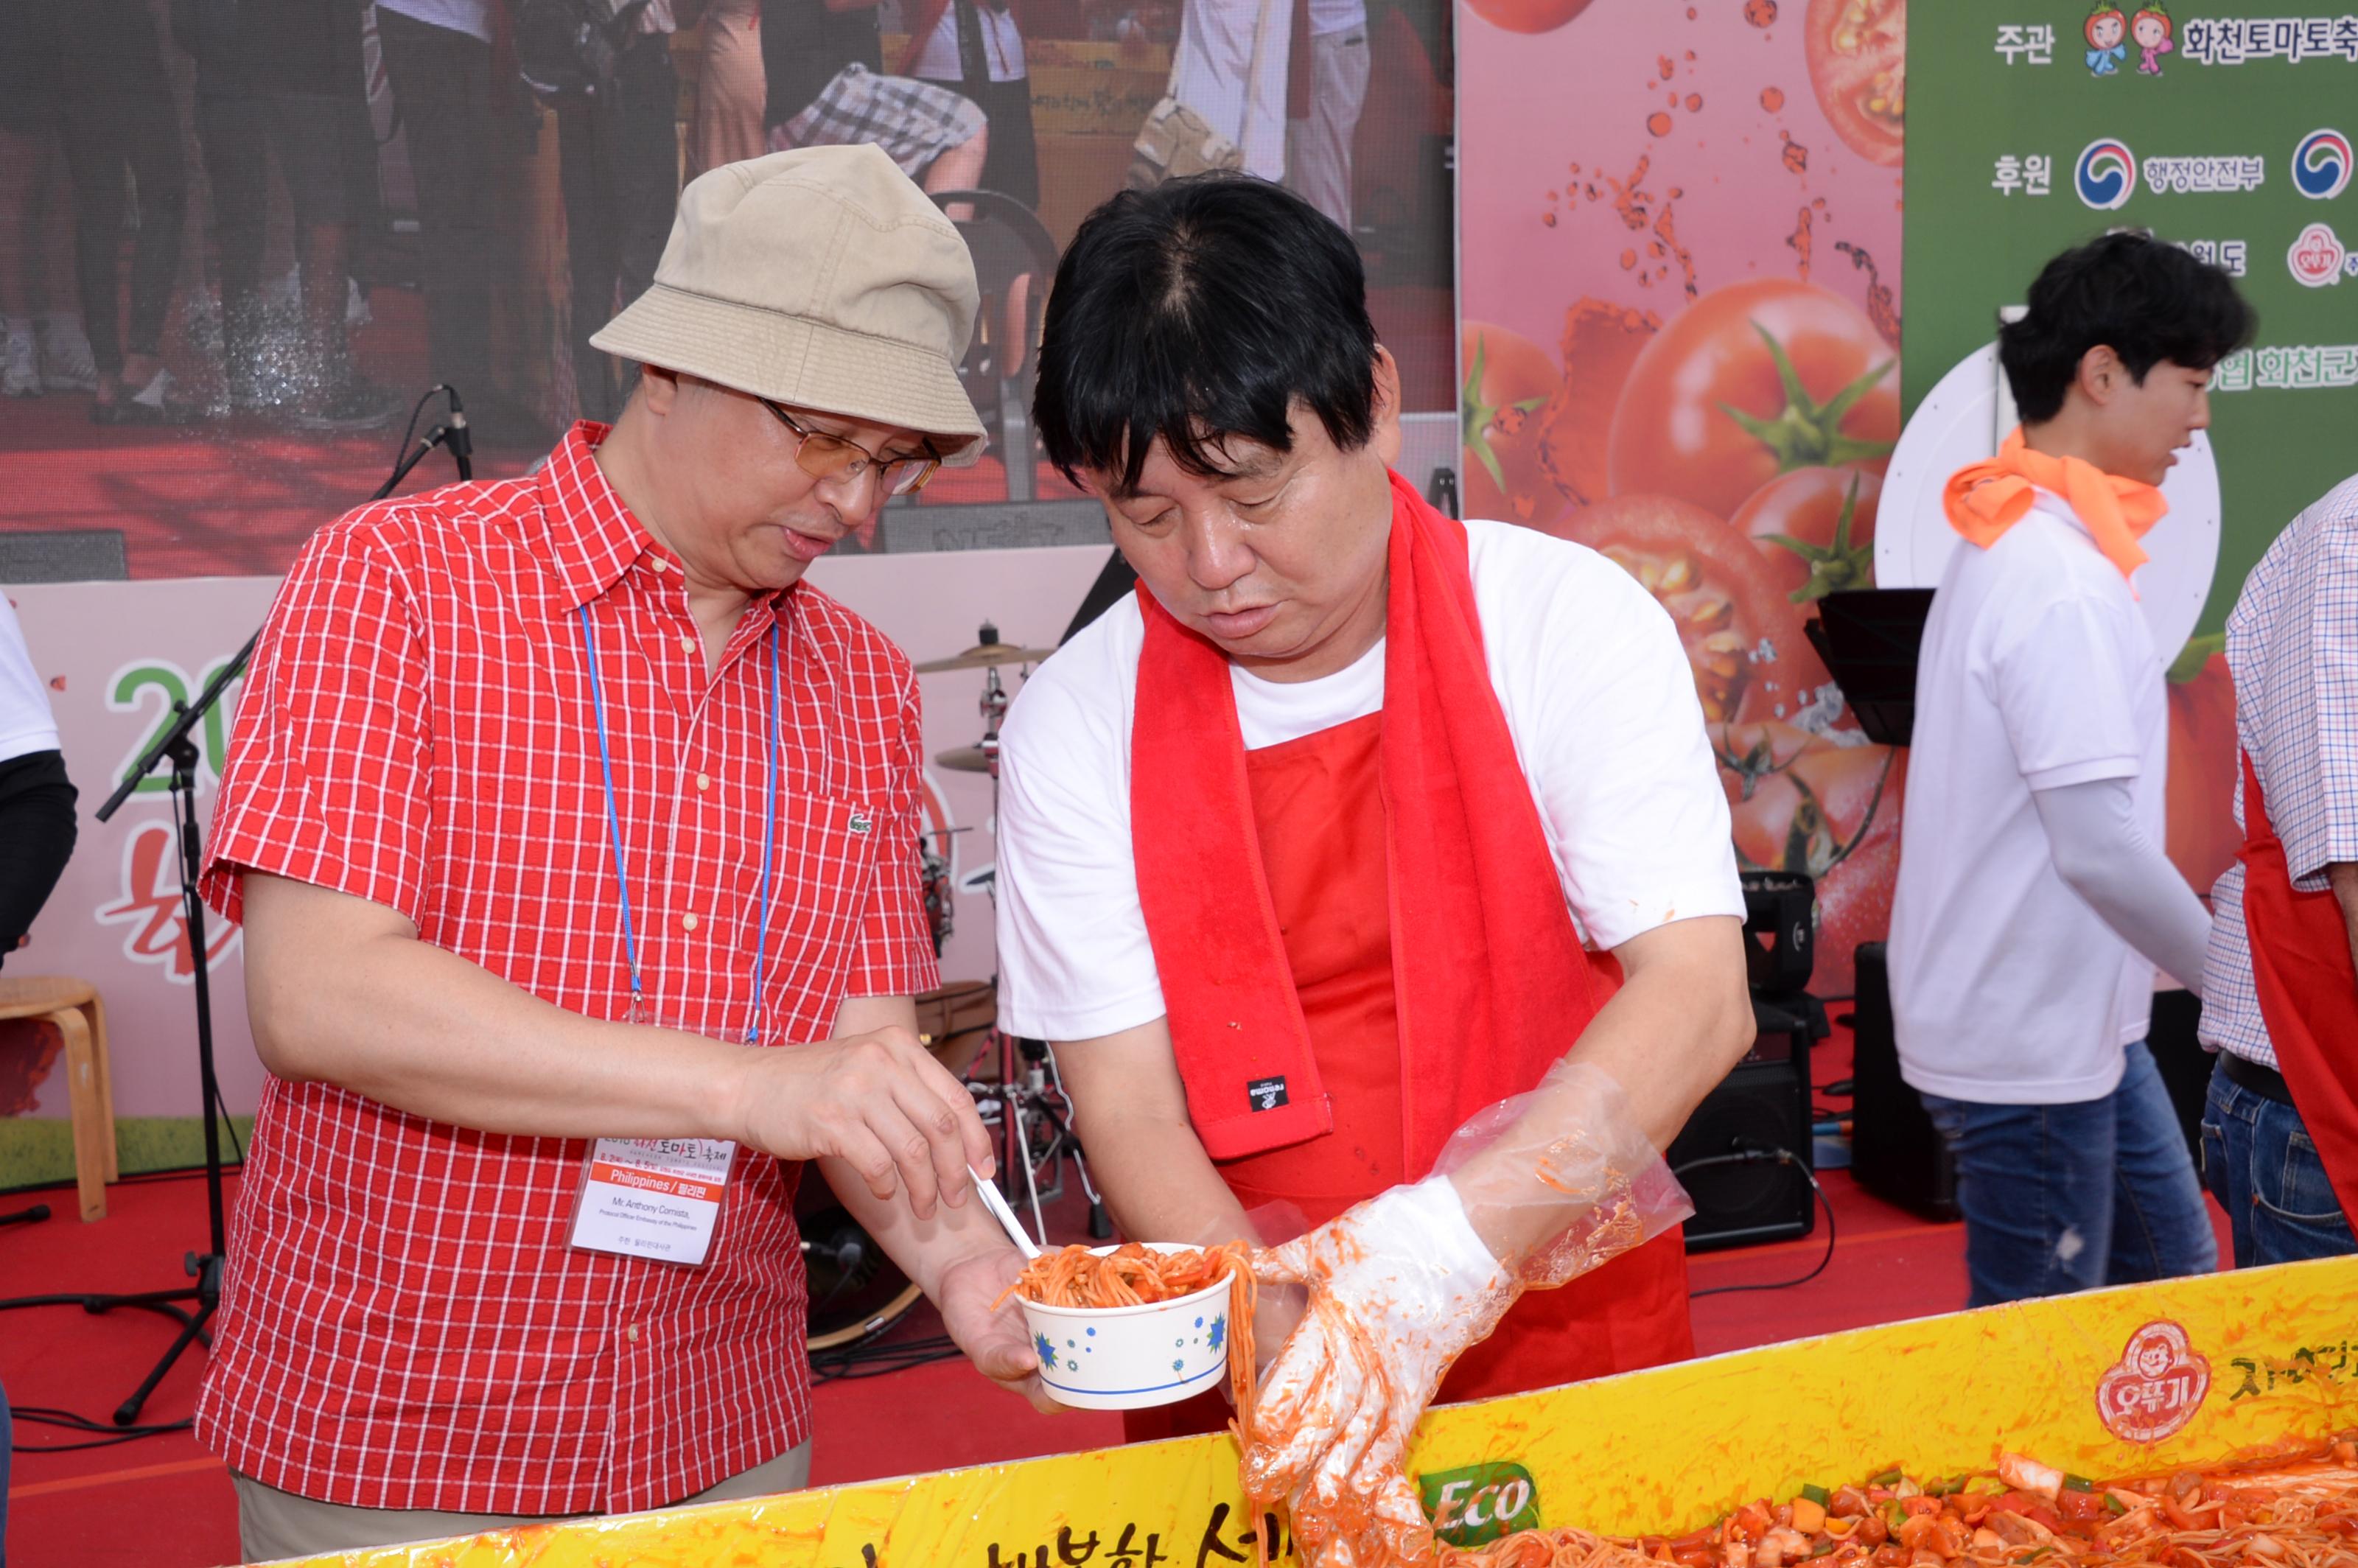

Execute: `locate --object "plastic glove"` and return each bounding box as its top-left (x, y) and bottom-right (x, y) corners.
top-left (1239, 1063), bottom-right (1692, 1567)
top-left (1244, 1177), bottom-right (1505, 1568)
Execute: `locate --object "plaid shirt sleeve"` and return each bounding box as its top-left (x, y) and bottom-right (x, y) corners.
top-left (842, 661), bottom-right (941, 1000)
top-left (200, 514), bottom-right (434, 929)
top-left (2282, 500), bottom-right (2358, 887)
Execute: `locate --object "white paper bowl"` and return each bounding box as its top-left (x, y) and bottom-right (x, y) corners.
top-left (1016, 1242), bottom-right (1239, 1411)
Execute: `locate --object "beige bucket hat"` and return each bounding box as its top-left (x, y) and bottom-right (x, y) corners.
top-left (591, 144), bottom-right (987, 465)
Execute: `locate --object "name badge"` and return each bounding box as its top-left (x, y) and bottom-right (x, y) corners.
top-left (569, 1136), bottom-right (738, 1266)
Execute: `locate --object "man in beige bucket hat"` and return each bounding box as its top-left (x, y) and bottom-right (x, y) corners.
top-left (197, 145), bottom-right (1043, 1560)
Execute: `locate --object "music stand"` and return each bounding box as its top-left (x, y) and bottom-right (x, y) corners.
top-left (1802, 588), bottom-right (1936, 748)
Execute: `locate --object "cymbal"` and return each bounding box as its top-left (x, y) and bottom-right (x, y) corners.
top-left (914, 640), bottom-right (1057, 673)
top-left (934, 744), bottom-right (998, 774)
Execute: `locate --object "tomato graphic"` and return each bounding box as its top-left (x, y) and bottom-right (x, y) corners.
top-left (1462, 0), bottom-right (1593, 35)
top-left (1731, 466), bottom-right (1881, 605)
top-left (1805, 0), bottom-right (1906, 167)
top-left (1463, 321), bottom-right (1569, 530)
top-left (1716, 721), bottom-right (1906, 996)
top-left (1606, 279), bottom-right (1900, 522)
top-left (2164, 645), bottom-right (2242, 897)
top-left (1555, 494), bottom-right (1831, 726)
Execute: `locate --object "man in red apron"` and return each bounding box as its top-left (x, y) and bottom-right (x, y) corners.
top-left (994, 179), bottom-right (1754, 1558)
top-left (2195, 473), bottom-right (2358, 1265)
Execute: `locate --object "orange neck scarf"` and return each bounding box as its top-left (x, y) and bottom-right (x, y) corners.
top-left (1942, 427), bottom-right (2168, 581)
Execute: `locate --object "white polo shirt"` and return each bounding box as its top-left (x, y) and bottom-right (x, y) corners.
top-left (1887, 491), bottom-right (2169, 1105)
top-left (992, 518), bottom-right (1746, 1044)
top-left (0, 595), bottom-right (60, 766)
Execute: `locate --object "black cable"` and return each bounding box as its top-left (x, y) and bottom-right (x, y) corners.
top-left (7, 1405), bottom-right (194, 1452)
top-left (1676, 1147), bottom-right (1840, 1298)
top-left (810, 1334), bottom-right (965, 1382)
top-left (388, 383), bottom-right (452, 473)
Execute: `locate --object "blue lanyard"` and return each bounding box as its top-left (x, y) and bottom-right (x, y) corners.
top-left (577, 605), bottom-right (783, 1043)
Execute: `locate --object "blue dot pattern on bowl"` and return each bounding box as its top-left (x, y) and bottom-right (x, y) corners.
top-left (1208, 1315), bottom-right (1227, 1353)
top-left (1172, 1357), bottom-right (1185, 1372)
top-left (1035, 1332), bottom-right (1058, 1371)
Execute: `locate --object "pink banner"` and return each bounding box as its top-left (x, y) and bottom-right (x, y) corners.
top-left (1458, 0), bottom-right (1907, 993)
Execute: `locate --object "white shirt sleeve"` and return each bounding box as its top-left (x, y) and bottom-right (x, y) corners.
top-left (992, 633), bottom-right (1169, 1043)
top-left (1482, 533), bottom-right (1744, 951)
top-left (2031, 774), bottom-right (2212, 994)
top-left (1990, 595), bottom-right (2147, 791)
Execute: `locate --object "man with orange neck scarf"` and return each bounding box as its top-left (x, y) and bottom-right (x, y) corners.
top-left (1889, 232), bottom-right (2254, 1308)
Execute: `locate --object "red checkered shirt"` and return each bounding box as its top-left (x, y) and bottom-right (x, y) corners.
top-left (197, 423), bottom-right (939, 1514)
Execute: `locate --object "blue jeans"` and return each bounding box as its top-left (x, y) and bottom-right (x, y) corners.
top-left (1921, 1042), bottom-right (2217, 1307)
top-left (2200, 1059), bottom-right (2357, 1269)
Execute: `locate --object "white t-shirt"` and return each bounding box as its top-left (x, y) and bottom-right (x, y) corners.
top-left (1887, 492), bottom-right (2169, 1105)
top-left (993, 519), bottom-right (1745, 1043)
top-left (1170, 0), bottom-right (1290, 181)
top-left (1307, 0), bottom-right (1367, 39)
top-left (375, 0), bottom-right (495, 43)
top-left (909, 1), bottom-right (1028, 81)
top-left (0, 595), bottom-right (60, 765)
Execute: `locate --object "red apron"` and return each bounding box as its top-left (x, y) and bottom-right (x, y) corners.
top-left (2233, 753), bottom-right (2358, 1225)
top-left (1122, 711), bottom-right (1693, 1442)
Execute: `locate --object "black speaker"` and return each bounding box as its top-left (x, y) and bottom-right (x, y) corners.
top-left (1668, 996), bottom-right (1816, 1251)
top-left (1848, 942), bottom-right (1960, 1220)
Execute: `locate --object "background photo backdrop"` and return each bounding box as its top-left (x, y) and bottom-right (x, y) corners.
top-left (1903, 0), bottom-right (2358, 908)
top-left (1457, 0), bottom-right (1907, 997)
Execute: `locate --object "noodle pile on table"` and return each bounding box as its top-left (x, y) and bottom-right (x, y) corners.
top-left (1432, 1444), bottom-right (2358, 1568)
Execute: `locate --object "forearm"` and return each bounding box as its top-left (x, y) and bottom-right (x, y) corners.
top-left (1052, 1018), bottom-right (1264, 1246)
top-left (819, 996), bottom-right (1004, 1296)
top-left (1448, 914), bottom-right (1752, 1265)
top-left (2034, 777), bottom-right (2211, 994)
top-left (1082, 1105), bottom-right (1261, 1246)
top-left (246, 898), bottom-right (756, 1141)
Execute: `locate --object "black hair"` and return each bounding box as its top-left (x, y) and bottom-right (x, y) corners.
top-left (1998, 230), bottom-right (2256, 424)
top-left (1032, 174), bottom-right (1379, 496)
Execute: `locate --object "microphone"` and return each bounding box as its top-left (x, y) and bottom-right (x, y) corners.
top-left (443, 383), bottom-right (474, 481)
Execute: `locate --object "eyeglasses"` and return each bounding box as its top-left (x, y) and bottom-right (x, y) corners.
top-left (760, 399), bottom-right (941, 499)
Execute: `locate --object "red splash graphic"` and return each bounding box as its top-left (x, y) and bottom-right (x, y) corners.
top-left (95, 819), bottom-right (241, 983)
top-left (1744, 0), bottom-right (1777, 24)
top-left (1684, 92), bottom-right (1704, 111)
top-left (1781, 131), bottom-right (1810, 173)
top-left (1787, 205), bottom-right (1815, 279)
top-left (0, 1018), bottom-right (63, 1117)
top-left (1647, 111), bottom-right (1673, 136)
top-left (1760, 85), bottom-right (1785, 111)
top-left (1834, 239), bottom-right (1901, 348)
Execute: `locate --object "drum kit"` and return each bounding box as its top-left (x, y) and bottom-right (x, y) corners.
top-left (800, 623), bottom-right (1110, 1354)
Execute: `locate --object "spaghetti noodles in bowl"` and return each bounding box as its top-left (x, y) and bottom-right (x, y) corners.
top-left (1008, 1241), bottom-right (1253, 1413)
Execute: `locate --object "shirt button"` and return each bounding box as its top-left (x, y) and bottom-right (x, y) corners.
top-left (679, 634), bottom-right (696, 655)
top-left (648, 555), bottom-right (668, 572)
top-left (682, 912), bottom-right (699, 931)
top-left (695, 773), bottom-right (710, 792)
top-left (626, 1323), bottom-right (640, 1343)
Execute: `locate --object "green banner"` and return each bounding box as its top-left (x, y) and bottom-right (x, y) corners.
top-left (1903, 3), bottom-right (2358, 633)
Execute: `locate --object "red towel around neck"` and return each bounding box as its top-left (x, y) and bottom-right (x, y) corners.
top-left (1130, 471), bottom-right (1611, 1173)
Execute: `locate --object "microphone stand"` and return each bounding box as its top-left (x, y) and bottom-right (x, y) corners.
top-left (0, 396), bottom-right (472, 1427)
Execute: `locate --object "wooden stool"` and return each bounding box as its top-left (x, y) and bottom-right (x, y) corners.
top-left (0, 977), bottom-right (115, 1220)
